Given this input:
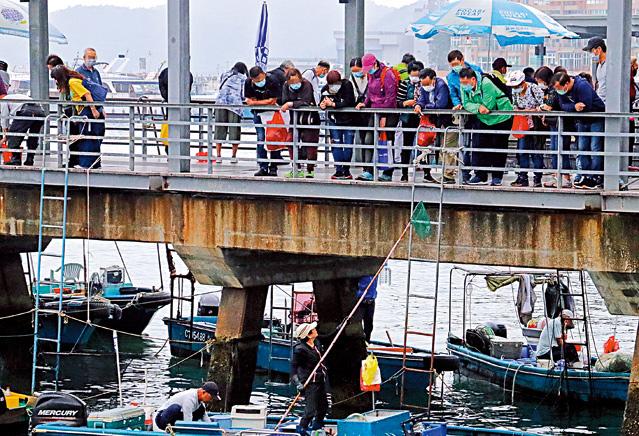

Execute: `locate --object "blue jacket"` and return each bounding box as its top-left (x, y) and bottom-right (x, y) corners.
top-left (76, 64), bottom-right (102, 86)
top-left (356, 276), bottom-right (378, 301)
top-left (446, 62), bottom-right (482, 107)
top-left (558, 75), bottom-right (605, 114)
top-left (417, 77), bottom-right (452, 126)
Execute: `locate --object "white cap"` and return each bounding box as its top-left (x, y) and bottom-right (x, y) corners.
top-left (561, 309), bottom-right (574, 319)
top-left (505, 70), bottom-right (526, 87)
top-left (294, 322), bottom-right (317, 340)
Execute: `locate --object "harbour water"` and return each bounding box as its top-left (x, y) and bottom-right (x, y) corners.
top-left (5, 240), bottom-right (637, 435)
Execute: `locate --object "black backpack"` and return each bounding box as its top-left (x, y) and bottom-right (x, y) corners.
top-left (482, 73), bottom-right (512, 103)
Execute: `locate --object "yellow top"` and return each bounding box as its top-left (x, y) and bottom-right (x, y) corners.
top-left (69, 78), bottom-right (89, 113)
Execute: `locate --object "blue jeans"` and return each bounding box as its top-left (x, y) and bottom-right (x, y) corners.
top-left (253, 113), bottom-right (282, 171)
top-left (549, 125), bottom-right (572, 172)
top-left (575, 119), bottom-right (604, 182)
top-left (329, 122), bottom-right (354, 174)
top-left (516, 136), bottom-right (543, 181)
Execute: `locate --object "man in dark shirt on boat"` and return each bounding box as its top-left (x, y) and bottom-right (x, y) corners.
top-left (291, 322), bottom-right (328, 436)
top-left (153, 382), bottom-right (220, 431)
top-left (535, 309), bottom-right (579, 365)
top-left (357, 275), bottom-right (378, 342)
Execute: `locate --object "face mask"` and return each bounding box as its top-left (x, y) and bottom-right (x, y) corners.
top-left (329, 84), bottom-right (341, 93)
top-left (319, 73), bottom-right (326, 79)
top-left (422, 85), bottom-right (435, 92)
top-left (85, 59), bottom-right (96, 68)
top-left (368, 68), bottom-right (377, 75)
top-left (352, 71), bottom-right (364, 79)
top-left (538, 84), bottom-right (548, 90)
top-left (409, 76), bottom-right (420, 84)
top-left (453, 65), bottom-right (463, 73)
top-left (461, 83), bottom-right (474, 92)
top-left (556, 88), bottom-right (567, 95)
top-left (289, 83), bottom-right (302, 91)
top-left (513, 86), bottom-right (524, 94)
top-left (254, 79), bottom-right (266, 88)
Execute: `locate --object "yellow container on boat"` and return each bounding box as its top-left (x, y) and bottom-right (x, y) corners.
top-left (4, 391), bottom-right (34, 410)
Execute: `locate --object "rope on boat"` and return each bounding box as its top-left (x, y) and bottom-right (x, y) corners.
top-left (0, 308), bottom-right (35, 320)
top-left (275, 220), bottom-right (413, 430)
top-left (166, 340), bottom-right (214, 370)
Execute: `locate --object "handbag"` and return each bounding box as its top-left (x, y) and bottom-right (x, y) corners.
top-left (512, 115), bottom-right (530, 139)
top-left (417, 115), bottom-right (437, 148)
top-left (265, 111), bottom-right (289, 151)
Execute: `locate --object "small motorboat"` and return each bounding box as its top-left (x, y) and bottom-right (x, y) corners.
top-left (0, 389), bottom-right (34, 428)
top-left (89, 265), bottom-right (170, 334)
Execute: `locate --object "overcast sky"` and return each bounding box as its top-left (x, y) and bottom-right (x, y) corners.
top-left (48, 0), bottom-right (417, 11)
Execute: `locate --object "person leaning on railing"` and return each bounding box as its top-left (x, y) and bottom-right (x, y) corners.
top-left (320, 70), bottom-right (356, 180)
top-left (414, 68), bottom-right (455, 184)
top-left (0, 92), bottom-right (45, 166)
top-left (551, 71), bottom-right (605, 190)
top-left (281, 68), bottom-right (321, 179)
top-left (214, 62), bottom-right (248, 164)
top-left (459, 67), bottom-right (513, 187)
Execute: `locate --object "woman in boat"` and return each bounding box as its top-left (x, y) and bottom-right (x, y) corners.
top-left (291, 321), bottom-right (328, 436)
top-left (535, 309), bottom-right (579, 365)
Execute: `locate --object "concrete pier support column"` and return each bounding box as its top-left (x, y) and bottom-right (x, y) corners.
top-left (344, 0), bottom-right (365, 75)
top-left (312, 278), bottom-right (370, 414)
top-left (208, 286), bottom-right (268, 411)
top-left (622, 321), bottom-right (639, 434)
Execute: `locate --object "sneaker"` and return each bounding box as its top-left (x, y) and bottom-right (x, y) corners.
top-left (216, 157), bottom-right (223, 164)
top-left (442, 177), bottom-right (455, 185)
top-left (230, 156), bottom-right (238, 164)
top-left (343, 172), bottom-right (353, 180)
top-left (267, 168), bottom-right (278, 177)
top-left (467, 175), bottom-right (488, 185)
top-left (578, 177), bottom-right (600, 190)
top-left (490, 178), bottom-right (502, 186)
top-left (543, 178), bottom-right (558, 188)
top-left (510, 177), bottom-right (529, 187)
top-left (378, 174), bottom-right (393, 182)
top-left (331, 172), bottom-right (344, 180)
top-left (23, 160), bottom-right (34, 167)
top-left (423, 173), bottom-right (438, 183)
top-left (254, 168), bottom-right (269, 177)
top-left (532, 179), bottom-right (542, 188)
top-left (286, 170), bottom-right (305, 178)
top-left (573, 178), bottom-right (585, 188)
top-left (356, 172), bottom-right (374, 181)
top-left (5, 159), bottom-right (20, 166)
top-left (400, 174), bottom-right (409, 182)
top-left (306, 171), bottom-right (315, 179)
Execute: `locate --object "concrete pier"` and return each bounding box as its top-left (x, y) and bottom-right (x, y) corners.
top-left (208, 286), bottom-right (268, 411)
top-left (622, 323), bottom-right (639, 435)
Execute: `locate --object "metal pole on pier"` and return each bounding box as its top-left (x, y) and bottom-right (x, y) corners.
top-left (343, 0), bottom-right (364, 75)
top-left (29, 0), bottom-right (50, 101)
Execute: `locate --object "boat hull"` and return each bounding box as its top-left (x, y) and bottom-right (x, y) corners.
top-left (100, 291), bottom-right (170, 335)
top-left (447, 342), bottom-right (629, 403)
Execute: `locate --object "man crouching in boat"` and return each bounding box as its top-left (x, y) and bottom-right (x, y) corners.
top-left (153, 381), bottom-right (221, 431)
top-left (535, 309), bottom-right (580, 366)
top-left (291, 321), bottom-right (329, 436)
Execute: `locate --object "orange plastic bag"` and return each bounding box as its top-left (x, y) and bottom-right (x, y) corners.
top-left (604, 335), bottom-right (620, 354)
top-left (512, 115), bottom-right (530, 139)
top-left (265, 111), bottom-right (289, 152)
top-left (417, 115), bottom-right (436, 147)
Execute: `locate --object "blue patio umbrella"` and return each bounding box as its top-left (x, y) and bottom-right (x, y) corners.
top-left (0, 0), bottom-right (67, 44)
top-left (411, 0), bottom-right (577, 46)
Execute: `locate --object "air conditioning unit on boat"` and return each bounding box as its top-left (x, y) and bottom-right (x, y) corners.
top-left (230, 404), bottom-right (267, 429)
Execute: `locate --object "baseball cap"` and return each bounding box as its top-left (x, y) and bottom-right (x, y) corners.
top-left (362, 53), bottom-right (377, 70)
top-left (201, 382), bottom-right (221, 400)
top-left (492, 57), bottom-right (512, 70)
top-left (561, 309), bottom-right (574, 319)
top-left (583, 36), bottom-right (605, 52)
top-left (505, 70), bottom-right (526, 87)
top-left (294, 322), bottom-right (318, 340)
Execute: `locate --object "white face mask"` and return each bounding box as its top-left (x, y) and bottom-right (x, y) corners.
top-left (513, 86), bottom-right (524, 94)
top-left (409, 76), bottom-right (420, 84)
top-left (328, 84), bottom-right (341, 94)
top-left (422, 85), bottom-right (435, 92)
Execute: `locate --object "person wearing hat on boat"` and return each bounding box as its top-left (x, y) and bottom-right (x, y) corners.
top-left (291, 321), bottom-right (329, 436)
top-left (153, 381), bottom-right (221, 431)
top-left (535, 309), bottom-right (579, 365)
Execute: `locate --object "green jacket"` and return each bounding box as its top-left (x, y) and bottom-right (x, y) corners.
top-left (394, 62), bottom-right (410, 81)
top-left (462, 77), bottom-right (513, 125)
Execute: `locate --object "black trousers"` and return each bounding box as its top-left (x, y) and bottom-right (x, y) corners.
top-left (155, 403), bottom-right (206, 430)
top-left (538, 344), bottom-right (579, 364)
top-left (360, 300), bottom-right (375, 342)
top-left (300, 382), bottom-right (328, 431)
top-left (472, 118), bottom-right (513, 180)
top-left (7, 106), bottom-right (45, 164)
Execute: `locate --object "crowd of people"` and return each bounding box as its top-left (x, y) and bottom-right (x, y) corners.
top-left (0, 36), bottom-right (635, 187)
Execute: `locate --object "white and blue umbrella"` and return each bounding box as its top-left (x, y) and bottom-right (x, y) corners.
top-left (0, 0), bottom-right (67, 44)
top-left (411, 0), bottom-right (577, 46)
top-left (254, 1), bottom-right (269, 69)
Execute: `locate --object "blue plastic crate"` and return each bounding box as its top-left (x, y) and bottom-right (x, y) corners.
top-left (421, 422), bottom-right (447, 436)
top-left (337, 410), bottom-right (410, 436)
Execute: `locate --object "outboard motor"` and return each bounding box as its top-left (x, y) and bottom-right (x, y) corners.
top-left (197, 293), bottom-right (220, 316)
top-left (30, 392), bottom-right (87, 428)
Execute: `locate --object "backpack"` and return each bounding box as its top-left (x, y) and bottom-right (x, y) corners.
top-left (481, 73), bottom-right (512, 102)
top-left (82, 79), bottom-right (108, 102)
top-left (379, 66), bottom-right (401, 95)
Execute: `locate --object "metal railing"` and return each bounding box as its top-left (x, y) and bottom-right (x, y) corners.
top-left (0, 98), bottom-right (637, 192)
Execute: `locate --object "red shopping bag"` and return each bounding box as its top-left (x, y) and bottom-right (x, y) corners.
top-left (417, 115), bottom-right (436, 147)
top-left (265, 111), bottom-right (289, 151)
top-left (512, 115), bottom-right (530, 139)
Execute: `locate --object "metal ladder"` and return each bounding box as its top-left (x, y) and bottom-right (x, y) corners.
top-left (265, 284), bottom-right (295, 386)
top-left (31, 166), bottom-right (71, 393)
